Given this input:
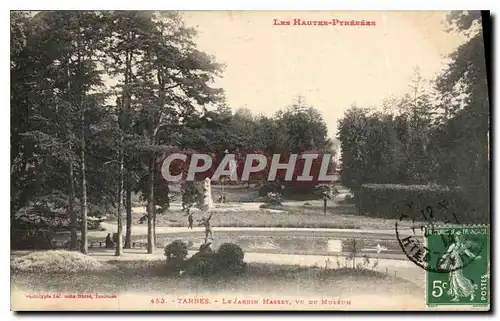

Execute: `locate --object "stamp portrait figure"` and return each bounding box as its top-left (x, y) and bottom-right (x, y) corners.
top-left (438, 233), bottom-right (482, 302)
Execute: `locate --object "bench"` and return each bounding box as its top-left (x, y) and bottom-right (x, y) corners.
top-left (131, 242), bottom-right (148, 249)
top-left (90, 241), bottom-right (105, 248)
top-left (86, 240), bottom-right (148, 249)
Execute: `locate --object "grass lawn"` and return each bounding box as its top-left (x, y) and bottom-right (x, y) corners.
top-left (11, 260), bottom-right (421, 298)
top-left (153, 207), bottom-right (360, 229)
top-left (102, 184), bottom-right (425, 231)
top-left (129, 204), bottom-right (419, 230)
top-left (116, 184), bottom-right (403, 230)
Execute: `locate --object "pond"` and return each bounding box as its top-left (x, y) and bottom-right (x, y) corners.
top-left (145, 231), bottom-right (406, 259)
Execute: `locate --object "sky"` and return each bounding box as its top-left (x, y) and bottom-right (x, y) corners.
top-left (181, 11), bottom-right (468, 138)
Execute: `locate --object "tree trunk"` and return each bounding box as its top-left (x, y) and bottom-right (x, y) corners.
top-left (80, 117), bottom-right (88, 254)
top-left (76, 13), bottom-right (88, 255)
top-left (115, 142), bottom-right (124, 256)
top-left (352, 240), bottom-right (357, 269)
top-left (147, 156), bottom-right (155, 254)
top-left (165, 181), bottom-right (170, 210)
top-left (125, 179), bottom-right (132, 249)
top-left (323, 199), bottom-right (327, 215)
top-left (153, 208), bottom-right (157, 245)
top-left (66, 59), bottom-right (78, 251)
top-left (68, 155), bottom-right (77, 250)
top-left (123, 45), bottom-right (133, 250)
top-left (152, 168), bottom-right (157, 245)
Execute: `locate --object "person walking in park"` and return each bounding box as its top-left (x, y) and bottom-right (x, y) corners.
top-left (105, 233), bottom-right (115, 248)
top-left (187, 211), bottom-right (194, 229)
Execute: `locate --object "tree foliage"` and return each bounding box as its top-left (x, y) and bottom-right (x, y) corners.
top-left (10, 11), bottom-right (225, 253)
top-left (337, 11), bottom-right (489, 217)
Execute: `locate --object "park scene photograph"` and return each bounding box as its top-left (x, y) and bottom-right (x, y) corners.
top-left (10, 10), bottom-right (490, 311)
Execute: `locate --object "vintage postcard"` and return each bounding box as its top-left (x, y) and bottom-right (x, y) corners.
top-left (10, 10), bottom-right (491, 311)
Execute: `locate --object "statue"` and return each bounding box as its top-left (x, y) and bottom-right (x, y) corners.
top-left (198, 213), bottom-right (214, 244)
top-left (203, 177), bottom-right (214, 209)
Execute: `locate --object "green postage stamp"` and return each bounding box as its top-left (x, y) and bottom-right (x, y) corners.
top-left (425, 225), bottom-right (490, 306)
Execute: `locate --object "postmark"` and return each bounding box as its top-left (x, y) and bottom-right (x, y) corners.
top-left (394, 199), bottom-right (477, 273)
top-left (394, 224), bottom-right (487, 274)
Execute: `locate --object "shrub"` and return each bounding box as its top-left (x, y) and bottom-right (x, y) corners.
top-left (344, 194), bottom-right (354, 203)
top-left (11, 229), bottom-right (54, 250)
top-left (314, 185), bottom-right (337, 200)
top-left (182, 242), bottom-right (247, 277)
top-left (87, 216), bottom-right (106, 230)
top-left (258, 182), bottom-right (284, 197)
top-left (165, 259), bottom-right (186, 275)
top-left (11, 208), bottom-right (64, 250)
top-left (281, 184), bottom-right (316, 198)
top-left (185, 252), bottom-right (218, 277)
top-left (356, 184), bottom-right (487, 223)
top-left (337, 194), bottom-right (355, 205)
top-left (164, 240), bottom-right (188, 262)
top-left (198, 242), bottom-right (214, 253)
top-left (264, 192), bottom-right (283, 206)
top-left (217, 243), bottom-right (245, 272)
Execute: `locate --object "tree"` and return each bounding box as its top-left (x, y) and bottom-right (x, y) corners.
top-left (337, 11), bottom-right (489, 221)
top-left (134, 12), bottom-right (223, 253)
top-left (338, 105), bottom-right (415, 189)
top-left (315, 184), bottom-right (338, 215)
top-left (275, 96), bottom-right (331, 153)
top-left (432, 11), bottom-right (490, 216)
top-left (11, 11), bottom-right (110, 254)
top-left (433, 11), bottom-right (489, 184)
top-left (103, 11), bottom-right (158, 253)
top-left (337, 105), bottom-right (370, 191)
top-left (181, 181), bottom-right (202, 213)
top-left (10, 11), bottom-right (226, 254)
top-left (60, 11), bottom-right (108, 254)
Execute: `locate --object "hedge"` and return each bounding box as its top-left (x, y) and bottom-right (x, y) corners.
top-left (355, 184), bottom-right (489, 224)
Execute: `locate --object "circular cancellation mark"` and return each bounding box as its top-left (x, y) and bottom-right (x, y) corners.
top-left (394, 205), bottom-right (485, 274)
